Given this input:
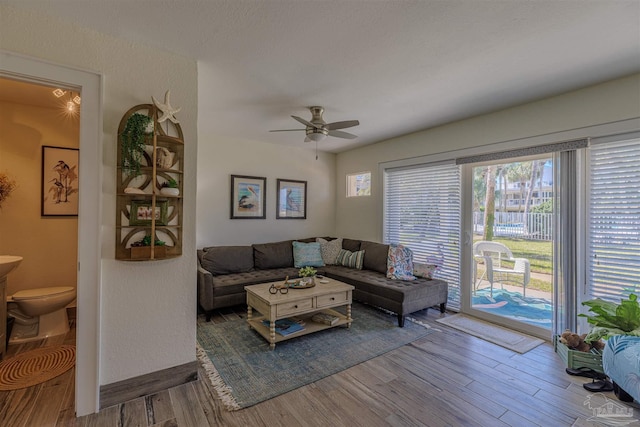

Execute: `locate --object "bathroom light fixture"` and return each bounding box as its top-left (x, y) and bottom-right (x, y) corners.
top-left (53, 88), bottom-right (81, 105)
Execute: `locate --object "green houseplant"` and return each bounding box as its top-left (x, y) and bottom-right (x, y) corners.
top-left (130, 234), bottom-right (166, 259)
top-left (160, 177), bottom-right (180, 196)
top-left (120, 113), bottom-right (154, 177)
top-left (580, 294), bottom-right (640, 343)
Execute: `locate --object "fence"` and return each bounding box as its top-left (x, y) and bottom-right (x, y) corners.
top-left (473, 212), bottom-right (552, 241)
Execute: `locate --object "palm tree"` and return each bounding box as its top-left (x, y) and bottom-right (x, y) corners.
top-left (483, 165), bottom-right (497, 240)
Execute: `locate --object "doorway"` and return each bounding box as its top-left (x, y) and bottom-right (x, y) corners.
top-left (1, 51), bottom-right (102, 416)
top-left (464, 156), bottom-right (554, 338)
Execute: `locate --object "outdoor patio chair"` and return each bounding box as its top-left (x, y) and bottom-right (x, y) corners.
top-left (473, 241), bottom-right (531, 297)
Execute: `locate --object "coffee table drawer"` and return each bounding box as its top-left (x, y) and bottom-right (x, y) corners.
top-left (277, 298), bottom-right (314, 316)
top-left (317, 291), bottom-right (349, 308)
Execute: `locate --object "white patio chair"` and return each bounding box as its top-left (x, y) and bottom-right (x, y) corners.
top-left (473, 241), bottom-right (530, 298)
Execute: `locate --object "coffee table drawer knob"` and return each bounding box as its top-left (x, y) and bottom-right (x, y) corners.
top-left (276, 298), bottom-right (314, 316)
top-left (317, 292), bottom-right (349, 307)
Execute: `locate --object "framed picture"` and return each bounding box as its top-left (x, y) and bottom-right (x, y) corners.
top-left (130, 200), bottom-right (168, 226)
top-left (41, 146), bottom-right (79, 216)
top-left (230, 175), bottom-right (266, 219)
top-left (276, 179), bottom-right (307, 219)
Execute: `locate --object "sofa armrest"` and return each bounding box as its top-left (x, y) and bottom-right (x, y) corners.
top-left (197, 260), bottom-right (215, 313)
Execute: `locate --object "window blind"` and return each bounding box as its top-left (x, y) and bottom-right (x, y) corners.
top-left (588, 137), bottom-right (640, 301)
top-left (384, 163), bottom-right (461, 309)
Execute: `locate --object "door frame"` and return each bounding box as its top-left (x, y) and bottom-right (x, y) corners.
top-left (1, 50), bottom-right (103, 416)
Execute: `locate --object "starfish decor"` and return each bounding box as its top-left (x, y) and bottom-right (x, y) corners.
top-left (152, 90), bottom-right (181, 124)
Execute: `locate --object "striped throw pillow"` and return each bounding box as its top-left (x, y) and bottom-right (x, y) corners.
top-left (335, 249), bottom-right (365, 270)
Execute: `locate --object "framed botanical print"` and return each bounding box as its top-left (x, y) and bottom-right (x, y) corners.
top-left (41, 146), bottom-right (79, 216)
top-left (276, 179), bottom-right (307, 219)
top-left (230, 175), bottom-right (266, 219)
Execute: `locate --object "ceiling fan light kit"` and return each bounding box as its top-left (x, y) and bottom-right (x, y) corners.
top-left (270, 106), bottom-right (359, 143)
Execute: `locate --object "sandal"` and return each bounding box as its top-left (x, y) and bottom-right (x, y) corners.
top-left (566, 367), bottom-right (606, 380)
top-left (583, 379), bottom-right (614, 392)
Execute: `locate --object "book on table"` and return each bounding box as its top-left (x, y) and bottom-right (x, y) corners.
top-left (311, 312), bottom-right (340, 326)
top-left (262, 318), bottom-right (305, 336)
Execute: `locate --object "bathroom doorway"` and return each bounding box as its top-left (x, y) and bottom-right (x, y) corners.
top-left (0, 76), bottom-right (79, 420)
top-left (1, 52), bottom-right (102, 416)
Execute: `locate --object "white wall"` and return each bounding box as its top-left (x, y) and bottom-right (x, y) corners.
top-left (196, 134), bottom-right (336, 246)
top-left (1, 4), bottom-right (198, 387)
top-left (0, 100), bottom-right (79, 296)
top-left (336, 74), bottom-right (640, 241)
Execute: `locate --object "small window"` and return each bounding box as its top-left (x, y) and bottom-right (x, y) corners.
top-left (346, 171), bottom-right (371, 197)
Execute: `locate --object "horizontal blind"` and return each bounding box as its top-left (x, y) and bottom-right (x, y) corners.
top-left (384, 163), bottom-right (461, 309)
top-left (588, 138), bottom-right (640, 301)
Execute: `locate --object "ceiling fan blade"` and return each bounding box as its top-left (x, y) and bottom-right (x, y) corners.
top-left (325, 120), bottom-right (359, 131)
top-left (269, 129), bottom-right (305, 132)
top-left (292, 115), bottom-right (322, 129)
top-left (328, 130), bottom-right (358, 139)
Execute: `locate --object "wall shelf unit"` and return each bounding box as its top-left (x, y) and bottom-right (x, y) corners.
top-left (115, 104), bottom-right (184, 260)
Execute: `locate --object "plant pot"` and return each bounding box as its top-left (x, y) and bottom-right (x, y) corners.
top-left (130, 245), bottom-right (167, 260)
top-left (160, 187), bottom-right (180, 197)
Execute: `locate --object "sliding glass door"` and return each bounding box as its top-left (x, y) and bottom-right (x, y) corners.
top-left (462, 155), bottom-right (554, 338)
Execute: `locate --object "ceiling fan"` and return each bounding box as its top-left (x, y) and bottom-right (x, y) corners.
top-left (270, 106), bottom-right (359, 142)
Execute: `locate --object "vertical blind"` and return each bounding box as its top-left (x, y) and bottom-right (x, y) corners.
top-left (588, 137), bottom-right (640, 302)
top-left (384, 163), bottom-right (461, 309)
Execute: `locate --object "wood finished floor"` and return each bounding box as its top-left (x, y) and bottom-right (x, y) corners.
top-left (1, 307), bottom-right (638, 427)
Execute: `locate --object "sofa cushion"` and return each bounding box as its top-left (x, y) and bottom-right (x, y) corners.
top-left (342, 238), bottom-right (362, 252)
top-left (335, 248), bottom-right (365, 269)
top-left (360, 241), bottom-right (390, 274)
top-left (387, 244), bottom-right (416, 281)
top-left (199, 246), bottom-right (254, 275)
top-left (292, 241), bottom-right (325, 268)
top-left (414, 262), bottom-right (438, 279)
top-left (317, 237), bottom-right (343, 265)
top-left (211, 268), bottom-right (302, 296)
top-left (253, 240), bottom-right (294, 269)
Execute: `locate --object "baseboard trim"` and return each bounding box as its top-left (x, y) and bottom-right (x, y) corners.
top-left (99, 361), bottom-right (198, 409)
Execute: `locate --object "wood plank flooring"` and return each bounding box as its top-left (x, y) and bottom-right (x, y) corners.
top-left (1, 307), bottom-right (638, 426)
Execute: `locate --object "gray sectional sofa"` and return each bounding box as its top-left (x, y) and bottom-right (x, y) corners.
top-left (197, 237), bottom-right (448, 327)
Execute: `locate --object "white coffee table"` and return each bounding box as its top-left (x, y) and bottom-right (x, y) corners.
top-left (245, 278), bottom-right (354, 350)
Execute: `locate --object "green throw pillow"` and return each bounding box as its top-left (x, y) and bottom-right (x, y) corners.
top-left (335, 248), bottom-right (365, 270)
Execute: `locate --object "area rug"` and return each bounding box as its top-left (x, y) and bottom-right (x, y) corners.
top-left (197, 303), bottom-right (433, 410)
top-left (473, 289), bottom-right (552, 328)
top-left (436, 314), bottom-right (543, 354)
top-left (0, 345), bottom-right (75, 390)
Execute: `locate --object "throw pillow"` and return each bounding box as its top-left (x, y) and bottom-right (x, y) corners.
top-left (335, 248), bottom-right (365, 270)
top-left (316, 237), bottom-right (343, 265)
top-left (387, 244), bottom-right (416, 281)
top-left (414, 262), bottom-right (438, 279)
top-left (292, 241), bottom-right (325, 268)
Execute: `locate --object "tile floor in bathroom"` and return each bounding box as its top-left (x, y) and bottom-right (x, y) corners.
top-left (0, 308), bottom-right (76, 427)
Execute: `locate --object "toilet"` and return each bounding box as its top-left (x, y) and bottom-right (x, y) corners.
top-left (7, 286), bottom-right (76, 344)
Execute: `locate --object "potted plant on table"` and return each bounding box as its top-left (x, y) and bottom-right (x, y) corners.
top-left (299, 266), bottom-right (317, 285)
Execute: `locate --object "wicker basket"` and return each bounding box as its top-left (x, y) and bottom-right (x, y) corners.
top-left (554, 335), bottom-right (603, 373)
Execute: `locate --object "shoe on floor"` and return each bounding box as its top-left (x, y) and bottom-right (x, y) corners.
top-left (566, 367), bottom-right (606, 380)
top-left (583, 379), bottom-right (614, 392)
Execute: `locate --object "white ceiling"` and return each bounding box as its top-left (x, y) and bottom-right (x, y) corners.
top-left (3, 0), bottom-right (640, 152)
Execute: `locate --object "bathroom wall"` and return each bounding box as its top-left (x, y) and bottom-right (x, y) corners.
top-left (0, 98), bottom-right (79, 296)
